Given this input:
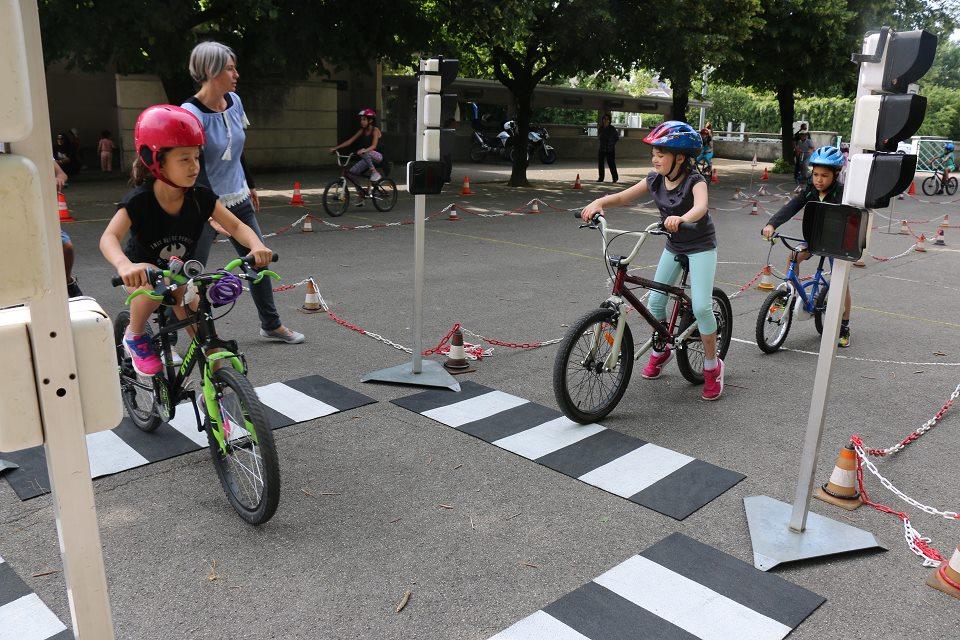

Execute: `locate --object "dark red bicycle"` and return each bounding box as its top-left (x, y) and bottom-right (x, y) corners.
top-left (322, 151), bottom-right (398, 217)
top-left (553, 213), bottom-right (733, 423)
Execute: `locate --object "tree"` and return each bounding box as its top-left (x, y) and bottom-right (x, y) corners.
top-left (431, 0), bottom-right (621, 187)
top-left (617, 0), bottom-right (763, 121)
top-left (716, 0), bottom-right (859, 162)
top-left (39, 0), bottom-right (430, 105)
top-left (926, 39), bottom-right (960, 89)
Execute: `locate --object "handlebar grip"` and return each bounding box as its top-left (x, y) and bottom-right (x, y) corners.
top-left (678, 221), bottom-right (697, 232)
top-left (242, 253), bottom-right (280, 266)
top-left (111, 275), bottom-right (124, 287)
top-left (111, 268), bottom-right (160, 287)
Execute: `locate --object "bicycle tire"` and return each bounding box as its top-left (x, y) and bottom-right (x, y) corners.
top-left (206, 367), bottom-right (281, 525)
top-left (948, 177), bottom-right (958, 196)
top-left (553, 307), bottom-right (634, 424)
top-left (696, 159), bottom-right (711, 179)
top-left (755, 289), bottom-right (793, 353)
top-left (813, 286), bottom-right (829, 335)
top-left (675, 288), bottom-right (732, 384)
top-left (113, 311), bottom-right (162, 432)
top-left (922, 175), bottom-right (940, 196)
top-left (322, 179), bottom-right (349, 217)
top-left (371, 178), bottom-right (398, 211)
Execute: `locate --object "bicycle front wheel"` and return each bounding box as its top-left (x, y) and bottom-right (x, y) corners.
top-left (676, 288), bottom-right (733, 384)
top-left (206, 367), bottom-right (281, 525)
top-left (113, 311), bottom-right (162, 432)
top-left (755, 289), bottom-right (793, 353)
top-left (322, 179), bottom-right (349, 217)
top-left (947, 176), bottom-right (958, 196)
top-left (922, 175), bottom-right (940, 196)
top-left (813, 286), bottom-right (829, 335)
top-left (553, 307), bottom-right (634, 424)
top-left (371, 178), bottom-right (398, 211)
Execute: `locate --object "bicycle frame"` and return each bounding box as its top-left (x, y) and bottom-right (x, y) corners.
top-left (590, 218), bottom-right (700, 370)
top-left (333, 152), bottom-right (375, 198)
top-left (775, 236), bottom-right (830, 313)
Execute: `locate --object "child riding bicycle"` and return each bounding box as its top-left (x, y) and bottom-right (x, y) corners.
top-left (99, 104), bottom-right (274, 376)
top-left (329, 108), bottom-right (386, 182)
top-left (581, 120), bottom-right (725, 401)
top-left (762, 145), bottom-right (853, 347)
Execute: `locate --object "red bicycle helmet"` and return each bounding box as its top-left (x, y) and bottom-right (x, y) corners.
top-left (134, 104), bottom-right (205, 187)
top-left (358, 108), bottom-right (377, 118)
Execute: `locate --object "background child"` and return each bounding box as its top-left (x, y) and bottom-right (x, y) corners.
top-left (97, 130), bottom-right (115, 172)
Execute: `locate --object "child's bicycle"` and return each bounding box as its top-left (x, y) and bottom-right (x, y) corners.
top-left (553, 213), bottom-right (733, 423)
top-left (322, 151), bottom-right (398, 217)
top-left (111, 255), bottom-right (282, 525)
top-left (754, 234), bottom-right (830, 353)
top-left (921, 158), bottom-right (957, 196)
top-left (695, 149), bottom-right (714, 179)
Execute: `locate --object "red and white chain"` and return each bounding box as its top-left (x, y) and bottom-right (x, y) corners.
top-left (861, 382), bottom-right (960, 457)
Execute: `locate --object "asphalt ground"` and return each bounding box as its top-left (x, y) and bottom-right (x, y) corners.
top-left (3, 159), bottom-right (960, 639)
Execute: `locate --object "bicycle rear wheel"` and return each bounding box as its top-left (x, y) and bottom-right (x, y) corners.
top-left (206, 367), bottom-right (281, 525)
top-left (371, 178), bottom-right (398, 211)
top-left (113, 311), bottom-right (162, 432)
top-left (553, 307), bottom-right (634, 424)
top-left (676, 288), bottom-right (733, 384)
top-left (922, 175), bottom-right (941, 196)
top-left (322, 179), bottom-right (350, 217)
top-left (755, 289), bottom-right (793, 353)
top-left (947, 176), bottom-right (958, 196)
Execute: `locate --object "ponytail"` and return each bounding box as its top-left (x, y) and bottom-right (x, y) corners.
top-left (129, 148), bottom-right (168, 186)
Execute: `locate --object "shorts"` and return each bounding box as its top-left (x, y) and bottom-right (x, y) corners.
top-left (60, 230), bottom-right (71, 245)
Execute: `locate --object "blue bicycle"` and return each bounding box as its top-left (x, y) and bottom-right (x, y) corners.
top-left (755, 234), bottom-right (830, 353)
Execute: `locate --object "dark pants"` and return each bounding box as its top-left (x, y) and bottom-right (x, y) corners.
top-left (194, 197), bottom-right (282, 331)
top-left (598, 150), bottom-right (618, 182)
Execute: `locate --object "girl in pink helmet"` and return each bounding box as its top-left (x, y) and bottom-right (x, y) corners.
top-left (99, 104), bottom-right (274, 376)
top-left (330, 108), bottom-right (386, 182)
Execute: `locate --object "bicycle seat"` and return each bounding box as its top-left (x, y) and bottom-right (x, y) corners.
top-left (673, 254), bottom-right (690, 270)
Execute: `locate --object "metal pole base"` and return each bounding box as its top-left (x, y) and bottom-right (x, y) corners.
top-left (744, 495), bottom-right (884, 571)
top-left (362, 359), bottom-right (461, 391)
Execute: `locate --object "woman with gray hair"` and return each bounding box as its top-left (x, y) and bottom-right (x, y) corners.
top-left (183, 41), bottom-right (304, 344)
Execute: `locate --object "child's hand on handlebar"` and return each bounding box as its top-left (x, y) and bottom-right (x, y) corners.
top-left (580, 200), bottom-right (604, 222)
top-left (761, 224), bottom-right (775, 240)
top-left (118, 261), bottom-right (156, 288)
top-left (663, 215), bottom-right (685, 232)
top-left (247, 245), bottom-right (274, 268)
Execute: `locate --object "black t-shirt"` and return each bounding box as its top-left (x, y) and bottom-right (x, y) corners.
top-left (646, 170), bottom-right (716, 254)
top-left (120, 184), bottom-right (218, 264)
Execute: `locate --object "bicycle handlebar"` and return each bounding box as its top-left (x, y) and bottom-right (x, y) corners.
top-left (575, 211), bottom-right (695, 233)
top-left (111, 253), bottom-right (280, 288)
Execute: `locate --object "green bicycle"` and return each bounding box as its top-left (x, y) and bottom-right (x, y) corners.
top-left (111, 255), bottom-right (282, 525)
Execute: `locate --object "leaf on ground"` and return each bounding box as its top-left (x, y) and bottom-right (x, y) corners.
top-left (207, 560), bottom-right (219, 582)
top-left (301, 488), bottom-right (315, 497)
top-left (521, 561), bottom-right (539, 569)
top-left (438, 504), bottom-right (454, 510)
top-left (396, 590), bottom-right (412, 613)
top-left (31, 569), bottom-right (59, 578)
top-left (934, 352), bottom-right (946, 356)
top-left (390, 517), bottom-right (402, 524)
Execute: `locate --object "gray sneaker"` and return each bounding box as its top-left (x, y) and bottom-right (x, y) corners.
top-left (259, 327), bottom-right (306, 344)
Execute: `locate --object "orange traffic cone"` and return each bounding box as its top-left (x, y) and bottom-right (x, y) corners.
top-left (290, 181), bottom-right (305, 206)
top-left (761, 167), bottom-right (769, 181)
top-left (934, 228), bottom-right (947, 246)
top-left (757, 265), bottom-right (775, 290)
top-left (57, 191), bottom-right (75, 223)
top-left (750, 200), bottom-right (759, 216)
top-left (573, 173), bottom-right (582, 190)
top-left (908, 181), bottom-right (917, 197)
top-left (460, 176), bottom-right (474, 196)
top-left (814, 443), bottom-right (863, 510)
top-left (529, 200), bottom-right (540, 214)
top-left (940, 214), bottom-right (950, 228)
top-left (298, 279), bottom-right (323, 314)
top-left (711, 168), bottom-right (719, 184)
top-left (916, 233), bottom-right (927, 252)
top-left (447, 205), bottom-right (460, 221)
top-left (443, 327), bottom-right (475, 374)
top-left (927, 544), bottom-right (960, 599)
top-left (899, 220), bottom-right (910, 235)
top-left (302, 215), bottom-right (313, 233)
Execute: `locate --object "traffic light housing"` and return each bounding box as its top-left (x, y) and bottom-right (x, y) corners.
top-left (802, 202), bottom-right (868, 262)
top-left (407, 160), bottom-right (447, 195)
top-left (846, 152), bottom-right (917, 209)
top-left (850, 94), bottom-right (926, 152)
top-left (856, 28), bottom-right (937, 93)
top-left (420, 57), bottom-right (459, 182)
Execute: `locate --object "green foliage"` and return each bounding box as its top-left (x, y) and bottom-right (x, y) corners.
top-left (926, 38), bottom-right (960, 89)
top-left (772, 158), bottom-right (793, 173)
top-left (918, 85), bottom-right (960, 140)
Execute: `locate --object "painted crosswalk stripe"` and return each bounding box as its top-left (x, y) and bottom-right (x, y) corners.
top-left (488, 534), bottom-right (824, 640)
top-left (0, 556), bottom-right (70, 640)
top-left (394, 382), bottom-right (745, 520)
top-left (2, 375), bottom-right (376, 501)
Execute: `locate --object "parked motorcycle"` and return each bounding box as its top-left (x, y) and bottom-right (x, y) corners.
top-left (528, 125), bottom-right (557, 164)
top-left (469, 120), bottom-right (528, 164)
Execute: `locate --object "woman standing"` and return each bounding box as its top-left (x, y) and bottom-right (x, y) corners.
top-left (182, 41), bottom-right (304, 344)
top-left (596, 114), bottom-right (619, 182)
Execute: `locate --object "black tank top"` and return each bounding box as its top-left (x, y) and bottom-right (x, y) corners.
top-left (359, 127), bottom-right (384, 156)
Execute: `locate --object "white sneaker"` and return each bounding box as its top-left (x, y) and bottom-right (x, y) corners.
top-left (370, 171), bottom-right (383, 182)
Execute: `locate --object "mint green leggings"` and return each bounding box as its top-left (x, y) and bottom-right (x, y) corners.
top-left (647, 248), bottom-right (718, 335)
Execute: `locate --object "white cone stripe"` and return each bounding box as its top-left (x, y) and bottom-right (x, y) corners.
top-left (578, 444), bottom-right (694, 498)
top-left (949, 548), bottom-right (960, 573)
top-left (167, 401), bottom-right (208, 447)
top-left (593, 555), bottom-right (793, 640)
top-left (489, 610), bottom-right (590, 640)
top-left (422, 391), bottom-right (528, 428)
top-left (85, 430), bottom-right (150, 477)
top-left (828, 466), bottom-right (857, 488)
top-left (0, 593), bottom-right (68, 640)
top-left (493, 417), bottom-right (605, 460)
top-left (255, 382), bottom-right (338, 423)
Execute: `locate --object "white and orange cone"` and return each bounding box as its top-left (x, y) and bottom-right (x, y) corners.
top-left (573, 173), bottom-right (583, 190)
top-left (750, 200), bottom-right (759, 216)
top-left (899, 219), bottom-right (910, 235)
top-left (460, 176), bottom-right (474, 196)
top-left (443, 327), bottom-right (475, 374)
top-left (813, 443), bottom-right (863, 510)
top-left (290, 181), bottom-right (305, 206)
top-left (757, 265), bottom-right (775, 290)
top-left (757, 184), bottom-right (768, 196)
top-left (298, 279), bottom-right (323, 314)
top-left (302, 215), bottom-right (313, 233)
top-left (529, 200), bottom-right (540, 214)
top-left (447, 205), bottom-right (460, 221)
top-left (57, 191), bottom-right (75, 223)
top-left (927, 544), bottom-right (960, 599)
top-left (935, 228), bottom-right (947, 246)
top-left (940, 214), bottom-right (950, 229)
top-left (915, 233), bottom-right (927, 252)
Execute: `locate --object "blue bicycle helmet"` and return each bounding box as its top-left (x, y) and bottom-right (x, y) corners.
top-left (809, 145), bottom-right (844, 168)
top-left (946, 142), bottom-right (955, 152)
top-left (643, 120), bottom-right (702, 153)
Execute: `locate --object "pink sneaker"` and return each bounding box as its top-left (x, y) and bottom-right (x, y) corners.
top-left (641, 349), bottom-right (672, 379)
top-left (124, 332), bottom-right (162, 376)
top-left (702, 359), bottom-right (725, 401)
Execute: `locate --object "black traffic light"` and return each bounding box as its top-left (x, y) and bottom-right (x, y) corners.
top-left (882, 30), bottom-right (937, 92)
top-left (853, 94), bottom-right (927, 152)
top-left (802, 202), bottom-right (868, 261)
top-left (407, 160), bottom-right (447, 195)
top-left (846, 152), bottom-right (917, 209)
